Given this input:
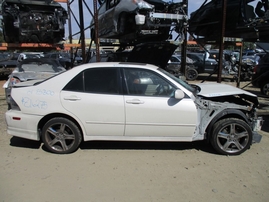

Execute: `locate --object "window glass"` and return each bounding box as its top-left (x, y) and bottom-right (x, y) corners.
top-left (84, 68), bottom-right (119, 94)
top-left (63, 68), bottom-right (119, 94)
top-left (98, 2), bottom-right (107, 14)
top-left (63, 72), bottom-right (84, 92)
top-left (124, 68), bottom-right (175, 97)
top-left (170, 56), bottom-right (179, 62)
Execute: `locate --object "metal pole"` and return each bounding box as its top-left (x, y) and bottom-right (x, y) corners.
top-left (237, 42), bottom-right (243, 87)
top-left (217, 0), bottom-right (227, 83)
top-left (78, 0), bottom-right (86, 63)
top-left (67, 1), bottom-right (74, 67)
top-left (181, 0), bottom-right (188, 76)
top-left (94, 0), bottom-right (100, 62)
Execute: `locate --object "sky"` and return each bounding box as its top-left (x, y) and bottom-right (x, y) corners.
top-left (63, 0), bottom-right (206, 40)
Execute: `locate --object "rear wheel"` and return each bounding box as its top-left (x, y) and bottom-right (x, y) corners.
top-left (186, 68), bottom-right (198, 81)
top-left (210, 118), bottom-right (252, 155)
top-left (42, 117), bottom-right (82, 154)
top-left (260, 81), bottom-right (269, 96)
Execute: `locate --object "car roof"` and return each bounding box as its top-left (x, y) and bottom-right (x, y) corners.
top-left (75, 62), bottom-right (159, 71)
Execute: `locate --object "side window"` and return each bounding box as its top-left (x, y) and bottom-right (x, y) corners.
top-left (124, 68), bottom-right (175, 97)
top-left (63, 72), bottom-right (84, 92)
top-left (170, 56), bottom-right (180, 63)
top-left (63, 68), bottom-right (119, 94)
top-left (84, 68), bottom-right (119, 94)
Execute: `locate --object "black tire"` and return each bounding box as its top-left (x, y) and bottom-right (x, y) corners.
top-left (186, 68), bottom-right (198, 81)
top-left (210, 118), bottom-right (252, 155)
top-left (41, 117), bottom-right (82, 154)
top-left (260, 81), bottom-right (269, 96)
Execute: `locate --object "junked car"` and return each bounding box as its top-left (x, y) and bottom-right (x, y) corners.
top-left (91, 0), bottom-right (188, 45)
top-left (166, 55), bottom-right (199, 80)
top-left (188, 0), bottom-right (269, 42)
top-left (1, 0), bottom-right (67, 43)
top-left (186, 52), bottom-right (218, 74)
top-left (252, 52), bottom-right (269, 95)
top-left (3, 58), bottom-right (66, 109)
top-left (5, 62), bottom-right (263, 155)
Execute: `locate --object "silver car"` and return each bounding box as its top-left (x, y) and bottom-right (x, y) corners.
top-left (91, 0), bottom-right (188, 45)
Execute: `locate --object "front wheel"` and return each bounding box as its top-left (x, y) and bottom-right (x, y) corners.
top-left (210, 118), bottom-right (252, 155)
top-left (42, 117), bottom-right (82, 154)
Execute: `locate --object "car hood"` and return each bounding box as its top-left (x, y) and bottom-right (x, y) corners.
top-left (195, 83), bottom-right (259, 106)
top-left (127, 42), bottom-right (177, 68)
top-left (196, 83), bottom-right (256, 98)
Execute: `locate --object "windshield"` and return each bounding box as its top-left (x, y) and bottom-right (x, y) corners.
top-left (158, 68), bottom-right (196, 93)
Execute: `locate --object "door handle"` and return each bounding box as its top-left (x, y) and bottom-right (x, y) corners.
top-left (64, 96), bottom-right (81, 101)
top-left (126, 99), bottom-right (144, 104)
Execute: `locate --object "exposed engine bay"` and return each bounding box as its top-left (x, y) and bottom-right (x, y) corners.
top-left (1, 0), bottom-right (67, 43)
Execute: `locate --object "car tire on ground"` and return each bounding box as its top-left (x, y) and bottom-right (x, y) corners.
top-left (42, 117), bottom-right (82, 154)
top-left (260, 81), bottom-right (269, 96)
top-left (186, 68), bottom-right (198, 81)
top-left (210, 118), bottom-right (252, 155)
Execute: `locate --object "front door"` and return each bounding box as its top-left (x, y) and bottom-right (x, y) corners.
top-left (123, 68), bottom-right (197, 139)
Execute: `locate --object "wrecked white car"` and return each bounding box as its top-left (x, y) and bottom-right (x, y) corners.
top-left (1, 0), bottom-right (67, 43)
top-left (5, 62), bottom-right (262, 155)
top-left (91, 0), bottom-right (188, 45)
top-left (3, 58), bottom-right (66, 109)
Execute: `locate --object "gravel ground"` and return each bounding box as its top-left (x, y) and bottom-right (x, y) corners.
top-left (0, 77), bottom-right (269, 202)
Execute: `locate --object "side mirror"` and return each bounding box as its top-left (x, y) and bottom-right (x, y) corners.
top-left (175, 89), bottom-right (185, 99)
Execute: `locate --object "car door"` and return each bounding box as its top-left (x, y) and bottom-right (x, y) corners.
top-left (60, 67), bottom-right (125, 137)
top-left (123, 68), bottom-right (197, 139)
top-left (98, 0), bottom-right (117, 36)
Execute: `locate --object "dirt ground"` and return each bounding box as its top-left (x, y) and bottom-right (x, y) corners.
top-left (0, 77), bottom-right (269, 202)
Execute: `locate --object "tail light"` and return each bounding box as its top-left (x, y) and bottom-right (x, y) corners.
top-left (253, 65), bottom-right (258, 74)
top-left (10, 77), bottom-right (21, 86)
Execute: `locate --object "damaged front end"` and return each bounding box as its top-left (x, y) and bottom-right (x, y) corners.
top-left (192, 83), bottom-right (263, 144)
top-left (136, 0), bottom-right (188, 42)
top-left (1, 0), bottom-right (67, 43)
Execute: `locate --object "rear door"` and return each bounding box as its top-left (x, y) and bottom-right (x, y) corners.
top-left (60, 67), bottom-right (125, 136)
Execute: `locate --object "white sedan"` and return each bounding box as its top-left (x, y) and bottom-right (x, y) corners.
top-left (5, 62), bottom-right (263, 155)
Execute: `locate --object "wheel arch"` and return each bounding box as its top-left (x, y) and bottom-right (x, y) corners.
top-left (38, 113), bottom-right (84, 141)
top-left (205, 109), bottom-right (249, 141)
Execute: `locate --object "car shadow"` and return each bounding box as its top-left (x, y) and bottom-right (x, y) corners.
top-left (10, 136), bottom-right (41, 149)
top-left (79, 140), bottom-right (218, 154)
top-left (7, 136), bottom-right (218, 154)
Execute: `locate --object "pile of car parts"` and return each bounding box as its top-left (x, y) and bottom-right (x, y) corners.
top-left (1, 0), bottom-right (68, 43)
top-left (188, 0), bottom-right (269, 42)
